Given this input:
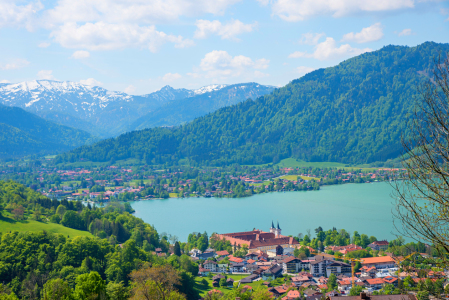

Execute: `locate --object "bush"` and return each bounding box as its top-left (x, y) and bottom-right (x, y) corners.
top-left (50, 214), bottom-right (60, 224)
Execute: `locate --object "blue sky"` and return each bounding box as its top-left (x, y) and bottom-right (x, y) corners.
top-left (0, 0), bottom-right (448, 94)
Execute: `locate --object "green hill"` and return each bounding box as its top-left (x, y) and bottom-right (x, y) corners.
top-left (57, 42), bottom-right (449, 166)
top-left (0, 104), bottom-right (96, 157)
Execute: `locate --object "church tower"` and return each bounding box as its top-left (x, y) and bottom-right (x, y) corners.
top-left (275, 221), bottom-right (282, 238)
top-left (270, 220), bottom-right (275, 234)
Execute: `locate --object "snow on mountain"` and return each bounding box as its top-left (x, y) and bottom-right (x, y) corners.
top-left (0, 80), bottom-right (131, 118)
top-left (192, 84), bottom-right (228, 95)
top-left (0, 80), bottom-right (274, 137)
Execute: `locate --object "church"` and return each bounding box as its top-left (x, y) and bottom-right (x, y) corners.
top-left (215, 221), bottom-right (300, 253)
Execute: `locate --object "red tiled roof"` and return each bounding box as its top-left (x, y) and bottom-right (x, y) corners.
top-left (361, 256), bottom-right (395, 265)
top-left (216, 250), bottom-right (229, 256)
top-left (366, 278), bottom-right (384, 285)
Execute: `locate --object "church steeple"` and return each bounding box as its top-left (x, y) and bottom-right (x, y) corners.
top-left (277, 221), bottom-right (281, 230)
top-left (271, 220), bottom-right (275, 229)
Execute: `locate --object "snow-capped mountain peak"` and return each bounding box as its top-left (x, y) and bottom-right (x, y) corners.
top-left (192, 84), bottom-right (228, 95)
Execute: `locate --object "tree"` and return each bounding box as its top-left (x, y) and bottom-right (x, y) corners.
top-left (252, 287), bottom-right (273, 300)
top-left (174, 242), bottom-right (181, 256)
top-left (12, 205), bottom-right (24, 220)
top-left (106, 281), bottom-right (128, 300)
top-left (73, 271), bottom-right (107, 300)
top-left (56, 205), bottom-right (67, 217)
top-left (393, 56), bottom-right (449, 266)
top-left (219, 278), bottom-right (226, 287)
top-left (42, 279), bottom-right (74, 300)
top-left (327, 273), bottom-right (337, 291)
top-left (349, 285), bottom-right (363, 296)
top-left (61, 211), bottom-right (84, 230)
top-left (129, 264), bottom-right (181, 300)
top-left (416, 291), bottom-right (429, 300)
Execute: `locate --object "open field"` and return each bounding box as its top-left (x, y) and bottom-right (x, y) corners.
top-left (0, 215), bottom-right (93, 238)
top-left (194, 275), bottom-right (265, 297)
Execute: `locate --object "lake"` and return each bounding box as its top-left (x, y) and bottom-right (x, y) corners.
top-left (131, 182), bottom-right (402, 242)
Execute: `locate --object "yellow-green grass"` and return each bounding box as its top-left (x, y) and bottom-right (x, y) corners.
top-left (0, 216), bottom-right (93, 238)
top-left (245, 158), bottom-right (378, 170)
top-left (129, 180), bottom-right (153, 186)
top-left (169, 193), bottom-right (178, 198)
top-left (280, 175), bottom-right (299, 181)
top-left (194, 276), bottom-right (265, 297)
top-left (298, 175), bottom-right (320, 181)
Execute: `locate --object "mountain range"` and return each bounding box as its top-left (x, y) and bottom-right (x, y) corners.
top-left (0, 104), bottom-right (94, 157)
top-left (0, 81), bottom-right (275, 137)
top-left (56, 42), bottom-right (449, 166)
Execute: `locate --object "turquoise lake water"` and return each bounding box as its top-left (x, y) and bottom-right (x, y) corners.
top-left (131, 182), bottom-right (401, 242)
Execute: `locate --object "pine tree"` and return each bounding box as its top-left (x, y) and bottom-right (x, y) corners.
top-left (174, 241), bottom-right (181, 256)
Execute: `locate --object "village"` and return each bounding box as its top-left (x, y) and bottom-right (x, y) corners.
top-left (0, 162), bottom-right (403, 201)
top-left (186, 223), bottom-right (443, 299)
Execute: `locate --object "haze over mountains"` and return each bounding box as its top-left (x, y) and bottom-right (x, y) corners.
top-left (0, 81), bottom-right (275, 137)
top-left (57, 42), bottom-right (449, 166)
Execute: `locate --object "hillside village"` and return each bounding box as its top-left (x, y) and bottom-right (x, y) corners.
top-left (184, 224), bottom-right (443, 299)
top-left (0, 162), bottom-right (403, 201)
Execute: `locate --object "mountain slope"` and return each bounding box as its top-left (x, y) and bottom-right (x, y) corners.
top-left (129, 83), bottom-right (275, 130)
top-left (0, 104), bottom-right (95, 157)
top-left (57, 42), bottom-right (449, 166)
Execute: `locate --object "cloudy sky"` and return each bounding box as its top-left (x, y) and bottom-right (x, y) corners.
top-left (0, 0), bottom-right (448, 94)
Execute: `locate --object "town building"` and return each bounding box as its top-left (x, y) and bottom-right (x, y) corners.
top-left (361, 256), bottom-right (396, 269)
top-left (214, 222), bottom-right (300, 253)
top-left (367, 240), bottom-right (389, 251)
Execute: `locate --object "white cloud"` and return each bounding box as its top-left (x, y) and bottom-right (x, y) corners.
top-left (0, 80), bottom-right (10, 84)
top-left (50, 22), bottom-right (194, 51)
top-left (0, 1), bottom-right (43, 30)
top-left (299, 32), bottom-right (325, 45)
top-left (198, 50), bottom-right (269, 78)
top-left (37, 70), bottom-right (56, 80)
top-left (79, 78), bottom-right (102, 86)
top-left (38, 42), bottom-right (51, 48)
top-left (43, 0), bottom-right (241, 26)
top-left (397, 28), bottom-right (413, 36)
top-left (162, 73), bottom-right (182, 82)
top-left (70, 50), bottom-right (90, 59)
top-left (270, 0), bottom-right (415, 22)
top-left (297, 66), bottom-right (316, 75)
top-left (289, 37), bottom-right (372, 60)
top-left (124, 85), bottom-right (136, 94)
top-left (194, 19), bottom-right (257, 40)
top-left (0, 59), bottom-right (30, 70)
top-left (342, 23), bottom-right (383, 43)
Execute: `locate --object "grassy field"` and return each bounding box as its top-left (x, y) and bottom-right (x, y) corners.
top-left (169, 193), bottom-right (178, 198)
top-left (279, 175), bottom-right (298, 181)
top-left (0, 215), bottom-right (93, 238)
top-left (194, 275), bottom-right (265, 297)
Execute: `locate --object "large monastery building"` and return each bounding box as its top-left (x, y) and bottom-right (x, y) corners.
top-left (215, 221), bottom-right (300, 253)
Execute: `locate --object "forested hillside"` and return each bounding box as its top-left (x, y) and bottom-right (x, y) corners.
top-left (58, 42), bottom-right (449, 166)
top-left (0, 105), bottom-right (95, 157)
top-left (0, 180), bottom-right (200, 299)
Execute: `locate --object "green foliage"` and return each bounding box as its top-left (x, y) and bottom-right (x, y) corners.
top-left (327, 273), bottom-right (337, 291)
top-left (42, 279), bottom-right (74, 300)
top-left (59, 42), bottom-right (449, 165)
top-left (349, 285), bottom-right (363, 296)
top-left (73, 271), bottom-right (106, 300)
